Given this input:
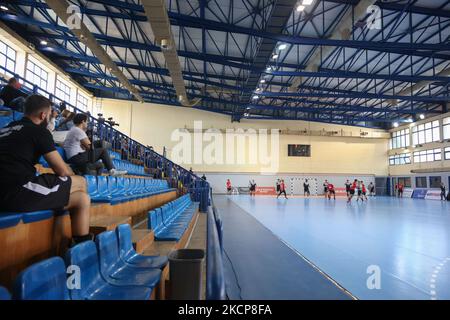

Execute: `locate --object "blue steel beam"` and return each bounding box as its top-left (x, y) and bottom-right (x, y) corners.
top-left (6, 1), bottom-right (450, 54)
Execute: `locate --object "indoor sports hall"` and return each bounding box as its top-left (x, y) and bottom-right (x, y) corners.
top-left (0, 0), bottom-right (450, 304)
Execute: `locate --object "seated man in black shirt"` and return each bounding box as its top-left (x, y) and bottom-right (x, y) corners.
top-left (0, 95), bottom-right (91, 245)
top-left (0, 77), bottom-right (28, 112)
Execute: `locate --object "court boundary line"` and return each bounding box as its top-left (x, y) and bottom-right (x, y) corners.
top-left (225, 195), bottom-right (358, 300)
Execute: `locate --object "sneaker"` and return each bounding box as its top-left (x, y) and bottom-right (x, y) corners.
top-left (109, 169), bottom-right (127, 176)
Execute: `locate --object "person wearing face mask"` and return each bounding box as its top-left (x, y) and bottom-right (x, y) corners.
top-left (0, 95), bottom-right (93, 245)
top-left (0, 77), bottom-right (28, 112)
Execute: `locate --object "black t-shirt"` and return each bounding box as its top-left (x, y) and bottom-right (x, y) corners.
top-left (0, 85), bottom-right (27, 106)
top-left (0, 117), bottom-right (56, 191)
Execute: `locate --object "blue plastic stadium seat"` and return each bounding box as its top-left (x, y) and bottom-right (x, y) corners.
top-left (65, 241), bottom-right (153, 300)
top-left (148, 194), bottom-right (198, 241)
top-left (95, 231), bottom-right (161, 289)
top-left (85, 175), bottom-right (99, 197)
top-left (22, 210), bottom-right (54, 224)
top-left (13, 257), bottom-right (70, 300)
top-left (91, 175), bottom-right (112, 203)
top-left (0, 286), bottom-right (11, 300)
top-left (0, 213), bottom-right (22, 229)
top-left (55, 146), bottom-right (67, 162)
top-left (116, 224), bottom-right (168, 269)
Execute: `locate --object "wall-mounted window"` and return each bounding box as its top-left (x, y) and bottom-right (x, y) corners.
top-left (25, 59), bottom-right (48, 93)
top-left (389, 153), bottom-right (411, 166)
top-left (397, 177), bottom-right (412, 188)
top-left (445, 147), bottom-right (450, 160)
top-left (77, 94), bottom-right (88, 111)
top-left (0, 40), bottom-right (16, 77)
top-left (430, 176), bottom-right (442, 188)
top-left (413, 148), bottom-right (442, 163)
top-left (55, 78), bottom-right (71, 103)
top-left (443, 117), bottom-right (450, 140)
top-left (390, 129), bottom-right (410, 149)
top-left (412, 120), bottom-right (440, 145)
top-left (416, 177), bottom-right (427, 188)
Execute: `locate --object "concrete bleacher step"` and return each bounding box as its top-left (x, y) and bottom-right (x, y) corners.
top-left (131, 229), bottom-right (155, 253)
top-left (89, 216), bottom-right (132, 235)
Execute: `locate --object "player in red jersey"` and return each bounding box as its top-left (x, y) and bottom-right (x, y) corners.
top-left (347, 179), bottom-right (358, 203)
top-left (361, 182), bottom-right (368, 201)
top-left (327, 182), bottom-right (336, 200)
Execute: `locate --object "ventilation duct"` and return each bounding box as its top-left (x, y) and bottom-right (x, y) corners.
top-left (45, 0), bottom-right (144, 102)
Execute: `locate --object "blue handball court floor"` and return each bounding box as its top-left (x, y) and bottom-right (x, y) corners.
top-left (214, 195), bottom-right (450, 300)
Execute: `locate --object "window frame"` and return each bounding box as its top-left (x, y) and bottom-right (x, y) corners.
top-left (412, 120), bottom-right (440, 145)
top-left (390, 129), bottom-right (410, 150)
top-left (77, 93), bottom-right (88, 111)
top-left (55, 78), bottom-right (71, 103)
top-left (0, 40), bottom-right (16, 77)
top-left (413, 148), bottom-right (442, 163)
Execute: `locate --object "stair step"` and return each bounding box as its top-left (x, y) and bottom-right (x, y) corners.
top-left (132, 229), bottom-right (154, 253)
top-left (90, 216), bottom-right (132, 235)
top-left (143, 240), bottom-right (177, 257)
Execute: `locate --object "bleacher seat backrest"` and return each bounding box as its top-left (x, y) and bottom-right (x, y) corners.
top-left (13, 257), bottom-right (69, 300)
top-left (114, 177), bottom-right (125, 195)
top-left (22, 210), bottom-right (53, 224)
top-left (149, 210), bottom-right (158, 231)
top-left (155, 208), bottom-right (163, 228)
top-left (95, 231), bottom-right (121, 276)
top-left (116, 224), bottom-right (136, 259)
top-left (138, 179), bottom-right (144, 192)
top-left (0, 213), bottom-right (22, 229)
top-left (134, 179), bottom-right (141, 193)
top-left (123, 178), bottom-right (130, 194)
top-left (65, 241), bottom-right (103, 300)
top-left (0, 286), bottom-right (10, 300)
top-left (127, 178), bottom-right (135, 193)
top-left (55, 146), bottom-right (67, 162)
top-left (108, 176), bottom-right (117, 194)
top-left (148, 179), bottom-right (154, 191)
top-left (97, 176), bottom-right (109, 196)
top-left (133, 178), bottom-right (140, 192)
top-left (85, 175), bottom-right (98, 197)
top-left (162, 205), bottom-right (172, 222)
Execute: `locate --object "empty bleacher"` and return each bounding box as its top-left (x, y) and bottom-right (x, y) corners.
top-left (11, 223), bottom-right (170, 300)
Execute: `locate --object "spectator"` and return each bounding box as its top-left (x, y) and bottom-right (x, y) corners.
top-left (201, 174), bottom-right (207, 181)
top-left (0, 95), bottom-right (91, 245)
top-left (63, 113), bottom-right (127, 176)
top-left (56, 109), bottom-right (75, 131)
top-left (47, 107), bottom-right (59, 132)
top-left (0, 77), bottom-right (28, 112)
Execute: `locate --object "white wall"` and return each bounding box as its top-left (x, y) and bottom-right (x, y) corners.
top-left (101, 98), bottom-right (390, 176)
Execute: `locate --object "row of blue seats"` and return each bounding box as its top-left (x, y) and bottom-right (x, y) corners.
top-left (39, 146), bottom-right (67, 167)
top-left (148, 194), bottom-right (199, 241)
top-left (1, 224), bottom-right (168, 300)
top-left (112, 158), bottom-right (146, 176)
top-left (0, 107), bottom-right (23, 129)
top-left (86, 175), bottom-right (173, 205)
top-left (0, 210), bottom-right (68, 230)
top-left (108, 150), bottom-right (121, 160)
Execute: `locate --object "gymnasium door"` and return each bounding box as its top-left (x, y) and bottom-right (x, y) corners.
top-left (375, 177), bottom-right (389, 196)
